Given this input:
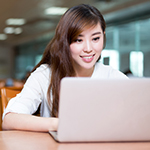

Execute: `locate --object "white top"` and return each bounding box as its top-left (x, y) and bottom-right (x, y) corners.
top-left (3, 63), bottom-right (127, 118)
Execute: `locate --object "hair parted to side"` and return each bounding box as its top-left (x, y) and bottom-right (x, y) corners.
top-left (32, 4), bottom-right (106, 117)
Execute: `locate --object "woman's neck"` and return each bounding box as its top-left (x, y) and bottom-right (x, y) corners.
top-left (75, 66), bottom-right (95, 77)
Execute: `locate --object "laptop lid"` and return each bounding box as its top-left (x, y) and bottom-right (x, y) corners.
top-left (52, 78), bottom-right (150, 142)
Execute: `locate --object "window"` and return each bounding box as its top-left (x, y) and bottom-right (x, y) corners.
top-left (101, 50), bottom-right (119, 70)
top-left (130, 51), bottom-right (143, 77)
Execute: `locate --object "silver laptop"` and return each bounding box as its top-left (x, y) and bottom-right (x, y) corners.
top-left (49, 77), bottom-right (150, 142)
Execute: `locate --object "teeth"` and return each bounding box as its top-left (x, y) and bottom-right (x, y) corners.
top-left (82, 56), bottom-right (93, 59)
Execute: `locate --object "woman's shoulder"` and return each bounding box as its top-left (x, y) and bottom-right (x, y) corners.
top-left (34, 64), bottom-right (50, 72)
top-left (24, 64), bottom-right (51, 85)
top-left (93, 63), bottom-right (128, 79)
top-left (24, 64), bottom-right (51, 92)
top-left (32, 64), bottom-right (51, 77)
top-left (94, 62), bottom-right (114, 72)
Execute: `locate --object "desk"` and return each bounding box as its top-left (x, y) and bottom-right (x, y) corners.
top-left (1, 131), bottom-right (150, 150)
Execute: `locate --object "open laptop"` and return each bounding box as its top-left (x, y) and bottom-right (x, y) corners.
top-left (49, 77), bottom-right (150, 142)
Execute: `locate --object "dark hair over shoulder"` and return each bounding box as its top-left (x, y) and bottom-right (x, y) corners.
top-left (33, 4), bottom-right (106, 117)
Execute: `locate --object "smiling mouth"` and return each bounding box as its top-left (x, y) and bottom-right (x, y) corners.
top-left (80, 54), bottom-right (95, 62)
top-left (80, 54), bottom-right (95, 59)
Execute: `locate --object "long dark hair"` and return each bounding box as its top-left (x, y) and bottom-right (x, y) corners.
top-left (33, 4), bottom-right (106, 117)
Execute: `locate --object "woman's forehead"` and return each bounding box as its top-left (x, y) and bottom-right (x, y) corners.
top-left (78, 23), bottom-right (102, 35)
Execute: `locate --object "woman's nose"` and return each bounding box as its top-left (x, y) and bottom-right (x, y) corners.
top-left (83, 40), bottom-right (92, 52)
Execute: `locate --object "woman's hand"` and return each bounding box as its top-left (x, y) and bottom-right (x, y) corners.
top-left (49, 117), bottom-right (59, 131)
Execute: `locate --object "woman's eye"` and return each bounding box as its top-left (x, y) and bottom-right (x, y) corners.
top-left (75, 39), bottom-right (82, 43)
top-left (93, 37), bottom-right (100, 41)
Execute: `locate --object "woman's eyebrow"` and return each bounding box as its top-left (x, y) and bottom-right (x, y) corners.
top-left (78, 31), bottom-right (102, 37)
top-left (78, 34), bottom-right (83, 37)
top-left (92, 32), bottom-right (102, 36)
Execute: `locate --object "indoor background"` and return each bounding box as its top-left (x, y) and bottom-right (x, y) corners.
top-left (0, 0), bottom-right (150, 82)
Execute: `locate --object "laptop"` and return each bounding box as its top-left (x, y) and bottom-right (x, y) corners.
top-left (49, 77), bottom-right (150, 142)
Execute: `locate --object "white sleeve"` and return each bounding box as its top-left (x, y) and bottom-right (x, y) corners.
top-left (3, 65), bottom-right (50, 119)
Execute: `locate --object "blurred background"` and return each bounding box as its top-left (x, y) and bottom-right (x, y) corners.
top-left (0, 0), bottom-right (150, 85)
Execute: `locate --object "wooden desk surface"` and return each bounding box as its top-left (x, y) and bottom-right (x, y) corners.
top-left (0, 131), bottom-right (150, 150)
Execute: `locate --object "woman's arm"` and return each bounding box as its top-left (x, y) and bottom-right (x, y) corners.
top-left (2, 113), bottom-right (58, 132)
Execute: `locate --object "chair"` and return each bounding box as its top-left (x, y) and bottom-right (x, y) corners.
top-left (1, 86), bottom-right (40, 118)
top-left (0, 87), bottom-right (22, 130)
top-left (1, 87), bottom-right (22, 114)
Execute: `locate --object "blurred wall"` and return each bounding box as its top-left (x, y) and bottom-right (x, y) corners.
top-left (0, 45), bottom-right (14, 79)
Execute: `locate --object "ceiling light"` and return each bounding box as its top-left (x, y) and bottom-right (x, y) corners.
top-left (0, 34), bottom-right (7, 40)
top-left (4, 27), bottom-right (15, 34)
top-left (6, 18), bottom-right (26, 25)
top-left (14, 27), bottom-right (22, 34)
top-left (4, 27), bottom-right (23, 35)
top-left (45, 7), bottom-right (68, 15)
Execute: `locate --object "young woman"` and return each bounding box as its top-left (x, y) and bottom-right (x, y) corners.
top-left (2, 4), bottom-right (127, 132)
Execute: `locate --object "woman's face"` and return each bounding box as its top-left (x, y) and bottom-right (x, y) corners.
top-left (70, 23), bottom-right (104, 76)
